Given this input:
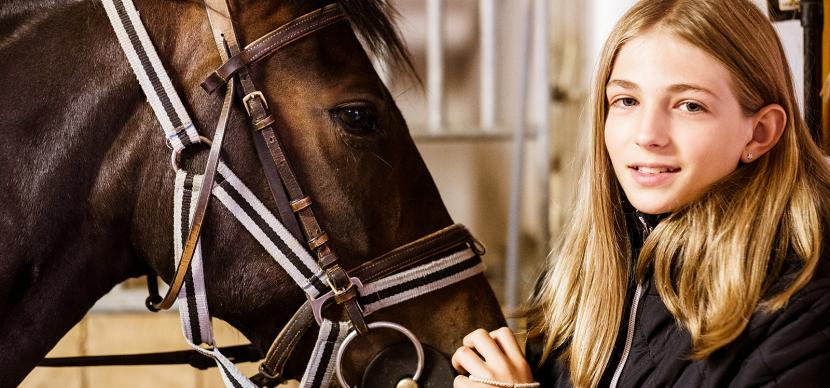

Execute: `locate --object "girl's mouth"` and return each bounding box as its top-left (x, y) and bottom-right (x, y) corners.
top-left (633, 166), bottom-right (680, 174)
top-left (628, 164), bottom-right (681, 186)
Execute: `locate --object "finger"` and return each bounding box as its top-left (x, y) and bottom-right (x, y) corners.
top-left (451, 346), bottom-right (491, 377)
top-left (462, 328), bottom-right (506, 364)
top-left (489, 327), bottom-right (525, 362)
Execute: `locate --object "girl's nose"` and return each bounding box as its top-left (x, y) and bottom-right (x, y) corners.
top-left (634, 105), bottom-right (670, 148)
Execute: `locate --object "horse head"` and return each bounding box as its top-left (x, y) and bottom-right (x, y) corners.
top-left (0, 0), bottom-right (505, 385)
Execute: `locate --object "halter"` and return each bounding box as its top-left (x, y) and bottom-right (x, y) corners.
top-left (55, 1), bottom-right (493, 387)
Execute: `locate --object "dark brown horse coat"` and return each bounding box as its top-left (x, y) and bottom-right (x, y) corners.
top-left (0, 0), bottom-right (505, 385)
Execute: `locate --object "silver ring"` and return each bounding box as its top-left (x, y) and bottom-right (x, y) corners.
top-left (170, 136), bottom-right (213, 171)
top-left (335, 321), bottom-right (424, 388)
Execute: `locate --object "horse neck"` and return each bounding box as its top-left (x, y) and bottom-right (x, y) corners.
top-left (0, 1), bottom-right (214, 384)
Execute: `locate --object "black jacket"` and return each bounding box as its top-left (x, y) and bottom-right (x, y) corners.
top-left (526, 211), bottom-right (830, 387)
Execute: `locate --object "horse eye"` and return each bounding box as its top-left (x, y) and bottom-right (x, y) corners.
top-left (332, 106), bottom-right (378, 135)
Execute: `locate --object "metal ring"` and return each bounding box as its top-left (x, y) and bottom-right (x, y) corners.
top-left (471, 237), bottom-right (487, 256)
top-left (335, 321), bottom-right (424, 388)
top-left (170, 136), bottom-right (213, 170)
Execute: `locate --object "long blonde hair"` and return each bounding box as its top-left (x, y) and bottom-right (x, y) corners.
top-left (527, 1), bottom-right (830, 387)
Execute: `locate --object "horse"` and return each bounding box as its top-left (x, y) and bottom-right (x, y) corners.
top-left (0, 0), bottom-right (506, 385)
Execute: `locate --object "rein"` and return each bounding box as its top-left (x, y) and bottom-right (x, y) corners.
top-left (39, 2), bottom-right (490, 387)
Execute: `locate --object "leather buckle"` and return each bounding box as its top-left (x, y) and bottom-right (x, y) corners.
top-left (242, 91), bottom-right (269, 116)
top-left (290, 196), bottom-right (313, 212)
top-left (307, 232), bottom-right (329, 251)
top-left (257, 363), bottom-right (282, 381)
top-left (307, 277), bottom-right (363, 325)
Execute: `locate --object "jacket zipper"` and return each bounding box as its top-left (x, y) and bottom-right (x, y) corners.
top-left (609, 284), bottom-right (643, 388)
top-left (609, 213), bottom-right (652, 388)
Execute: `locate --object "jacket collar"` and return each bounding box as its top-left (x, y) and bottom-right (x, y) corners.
top-left (622, 196), bottom-right (666, 261)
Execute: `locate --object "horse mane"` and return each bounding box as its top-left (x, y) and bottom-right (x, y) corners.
top-left (336, 0), bottom-right (418, 81)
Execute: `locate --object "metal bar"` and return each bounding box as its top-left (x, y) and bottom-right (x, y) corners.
top-left (802, 0), bottom-right (823, 143)
top-left (505, 0), bottom-right (533, 315)
top-left (427, 0), bottom-right (445, 133)
top-left (532, 0), bottom-right (551, 255)
top-left (480, 0), bottom-right (496, 130)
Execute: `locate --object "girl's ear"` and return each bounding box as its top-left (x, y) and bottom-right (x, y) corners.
top-left (743, 104), bottom-right (786, 163)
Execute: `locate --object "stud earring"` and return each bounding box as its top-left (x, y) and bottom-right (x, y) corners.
top-left (747, 152), bottom-right (754, 161)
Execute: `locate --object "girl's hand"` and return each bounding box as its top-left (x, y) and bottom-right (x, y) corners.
top-left (451, 327), bottom-right (535, 387)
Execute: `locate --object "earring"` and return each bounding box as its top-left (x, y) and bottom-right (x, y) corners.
top-left (747, 152), bottom-right (754, 161)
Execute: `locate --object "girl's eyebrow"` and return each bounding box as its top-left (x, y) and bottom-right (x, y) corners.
top-left (667, 83), bottom-right (720, 101)
top-left (606, 79), bottom-right (639, 90)
top-left (607, 79), bottom-right (719, 101)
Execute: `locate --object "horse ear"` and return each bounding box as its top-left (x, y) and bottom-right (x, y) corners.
top-left (335, 0), bottom-right (420, 84)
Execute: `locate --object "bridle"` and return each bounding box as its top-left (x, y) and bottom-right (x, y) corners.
top-left (39, 1), bottom-right (491, 387)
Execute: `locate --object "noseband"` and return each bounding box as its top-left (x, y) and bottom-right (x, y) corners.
top-left (41, 1), bottom-right (490, 387)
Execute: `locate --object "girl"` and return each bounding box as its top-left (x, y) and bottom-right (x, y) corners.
top-left (452, 0), bottom-right (830, 387)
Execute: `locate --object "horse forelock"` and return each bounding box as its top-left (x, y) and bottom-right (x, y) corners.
top-left (334, 0), bottom-right (418, 82)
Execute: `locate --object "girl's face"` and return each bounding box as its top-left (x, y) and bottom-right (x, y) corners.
top-left (604, 30), bottom-right (755, 214)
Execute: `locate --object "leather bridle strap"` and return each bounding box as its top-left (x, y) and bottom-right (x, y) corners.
top-left (151, 77), bottom-right (235, 311)
top-left (201, 3), bottom-right (345, 94)
top-left (202, 1), bottom-right (369, 336)
top-left (204, 0), bottom-right (304, 243)
top-left (38, 344), bottom-right (261, 369)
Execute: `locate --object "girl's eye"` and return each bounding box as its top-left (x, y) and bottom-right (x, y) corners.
top-left (612, 97), bottom-right (638, 108)
top-left (679, 101), bottom-right (705, 113)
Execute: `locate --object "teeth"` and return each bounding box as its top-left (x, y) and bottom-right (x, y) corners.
top-left (637, 166), bottom-right (673, 174)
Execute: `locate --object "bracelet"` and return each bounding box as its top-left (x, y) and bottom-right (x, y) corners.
top-left (468, 375), bottom-right (541, 388)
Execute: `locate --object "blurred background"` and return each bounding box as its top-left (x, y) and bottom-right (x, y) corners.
top-left (22, 0), bottom-right (823, 386)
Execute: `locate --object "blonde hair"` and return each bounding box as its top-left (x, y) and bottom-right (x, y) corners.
top-left (526, 1), bottom-right (830, 387)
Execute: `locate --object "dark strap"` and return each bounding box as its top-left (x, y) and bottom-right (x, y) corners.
top-left (207, 1), bottom-right (369, 337)
top-left (39, 344), bottom-right (261, 369)
top-left (206, 0), bottom-right (305, 242)
top-left (201, 4), bottom-right (345, 94)
top-left (256, 302), bottom-right (315, 382)
top-left (151, 76), bottom-right (236, 311)
top-left (240, 81), bottom-right (369, 336)
top-left (250, 130), bottom-right (304, 242)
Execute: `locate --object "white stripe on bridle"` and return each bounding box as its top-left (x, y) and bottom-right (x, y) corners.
top-left (174, 171), bottom-right (256, 387)
top-left (299, 320), bottom-right (351, 387)
top-left (103, 1), bottom-right (487, 386)
top-left (173, 172), bottom-right (212, 345)
top-left (361, 248), bottom-right (484, 316)
top-left (213, 162), bottom-right (329, 298)
top-left (101, 0), bottom-right (200, 152)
